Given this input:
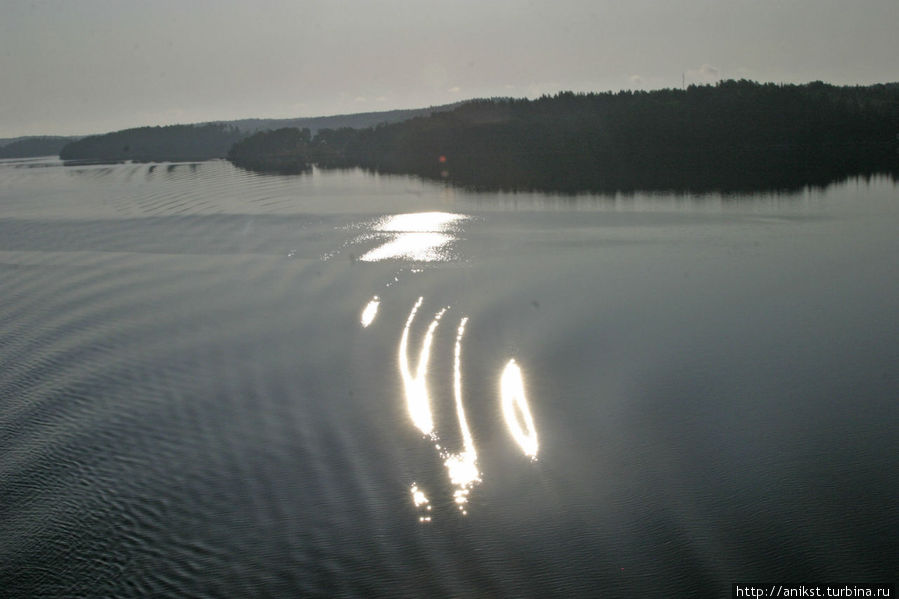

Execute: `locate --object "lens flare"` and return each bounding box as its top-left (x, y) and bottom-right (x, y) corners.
top-left (500, 359), bottom-right (539, 458)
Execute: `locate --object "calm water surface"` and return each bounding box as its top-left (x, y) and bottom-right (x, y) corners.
top-left (1, 158), bottom-right (896, 597)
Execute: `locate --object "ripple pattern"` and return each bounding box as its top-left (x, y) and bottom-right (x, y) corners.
top-left (1, 158), bottom-right (896, 597)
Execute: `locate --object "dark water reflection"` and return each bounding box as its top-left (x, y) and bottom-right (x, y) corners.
top-left (314, 156), bottom-right (899, 196)
top-left (0, 158), bottom-right (896, 596)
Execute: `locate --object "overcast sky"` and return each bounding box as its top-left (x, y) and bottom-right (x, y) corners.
top-left (2, 0), bottom-right (897, 137)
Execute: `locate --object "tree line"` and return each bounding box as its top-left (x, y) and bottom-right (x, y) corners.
top-left (226, 80), bottom-right (899, 193)
top-left (0, 136), bottom-right (74, 159)
top-left (59, 124), bottom-right (245, 162)
top-left (52, 81), bottom-right (899, 193)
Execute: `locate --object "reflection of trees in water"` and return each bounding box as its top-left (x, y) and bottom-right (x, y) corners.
top-left (342, 153), bottom-right (899, 196)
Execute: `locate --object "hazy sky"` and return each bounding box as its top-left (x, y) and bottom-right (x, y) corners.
top-left (2, 0), bottom-right (897, 137)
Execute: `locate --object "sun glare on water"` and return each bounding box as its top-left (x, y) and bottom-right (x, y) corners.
top-left (500, 359), bottom-right (539, 459)
top-left (360, 296), bottom-right (380, 327)
top-left (361, 290), bottom-right (539, 520)
top-left (358, 212), bottom-right (468, 263)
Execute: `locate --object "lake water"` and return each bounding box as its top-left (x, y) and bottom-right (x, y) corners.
top-left (1, 158), bottom-right (896, 597)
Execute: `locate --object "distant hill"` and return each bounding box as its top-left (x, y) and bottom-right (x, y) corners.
top-left (56, 103), bottom-right (464, 163)
top-left (0, 136), bottom-right (79, 158)
top-left (212, 103), bottom-right (465, 134)
top-left (59, 124), bottom-right (245, 162)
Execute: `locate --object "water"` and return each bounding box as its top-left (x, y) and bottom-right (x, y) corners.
top-left (1, 158), bottom-right (896, 597)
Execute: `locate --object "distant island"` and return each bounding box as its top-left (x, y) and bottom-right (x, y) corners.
top-left (59, 123), bottom-right (246, 163)
top-left (225, 80), bottom-right (899, 193)
top-left (0, 136), bottom-right (77, 159)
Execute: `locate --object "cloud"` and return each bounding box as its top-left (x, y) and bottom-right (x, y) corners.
top-left (354, 96), bottom-right (367, 103)
top-left (686, 64), bottom-right (721, 84)
top-left (447, 86), bottom-right (461, 93)
top-left (375, 96), bottom-right (388, 102)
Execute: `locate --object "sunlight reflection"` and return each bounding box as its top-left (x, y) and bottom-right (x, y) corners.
top-left (358, 211), bottom-right (468, 262)
top-left (396, 298), bottom-right (539, 521)
top-left (374, 211), bottom-right (466, 233)
top-left (410, 484), bottom-right (432, 523)
top-left (360, 296), bottom-right (380, 327)
top-left (359, 232), bottom-right (455, 262)
top-left (500, 359), bottom-right (539, 458)
top-left (398, 297), bottom-right (447, 435)
top-left (442, 316), bottom-right (481, 513)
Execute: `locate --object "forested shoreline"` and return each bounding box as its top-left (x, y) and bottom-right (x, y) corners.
top-left (59, 124), bottom-right (246, 162)
top-left (50, 80), bottom-right (899, 193)
top-left (0, 136), bottom-right (76, 159)
top-left (228, 80), bottom-right (899, 193)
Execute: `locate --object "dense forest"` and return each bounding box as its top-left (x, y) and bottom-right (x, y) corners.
top-left (227, 126), bottom-right (367, 174)
top-left (228, 80), bottom-right (899, 193)
top-left (227, 128), bottom-right (314, 174)
top-left (59, 124), bottom-right (246, 162)
top-left (0, 136), bottom-right (75, 158)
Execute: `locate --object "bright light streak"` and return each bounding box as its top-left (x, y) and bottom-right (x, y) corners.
top-left (398, 297), bottom-right (446, 435)
top-left (453, 317), bottom-right (476, 460)
top-left (500, 359), bottom-right (539, 458)
top-left (360, 296), bottom-right (380, 327)
top-left (442, 316), bottom-right (481, 511)
top-left (398, 305), bottom-right (539, 520)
